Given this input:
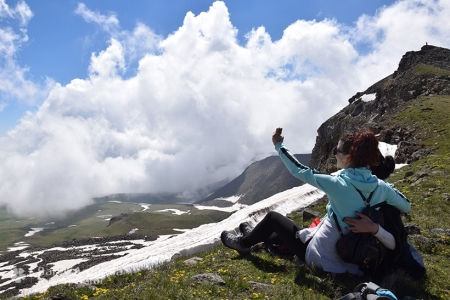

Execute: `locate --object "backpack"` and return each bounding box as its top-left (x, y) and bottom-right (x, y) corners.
top-left (333, 186), bottom-right (387, 275)
top-left (339, 282), bottom-right (398, 300)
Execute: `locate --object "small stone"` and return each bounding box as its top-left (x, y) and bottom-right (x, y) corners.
top-left (248, 281), bottom-right (272, 290)
top-left (191, 273), bottom-right (226, 286)
top-left (405, 224), bottom-right (421, 235)
top-left (184, 257), bottom-right (203, 265)
top-left (302, 208), bottom-right (321, 222)
top-left (171, 253), bottom-right (181, 260)
top-left (49, 294), bottom-right (68, 300)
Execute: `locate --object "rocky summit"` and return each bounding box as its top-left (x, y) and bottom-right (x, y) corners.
top-left (309, 44), bottom-right (450, 173)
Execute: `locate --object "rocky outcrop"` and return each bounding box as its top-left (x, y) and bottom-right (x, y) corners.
top-left (309, 45), bottom-right (450, 172)
top-left (107, 213), bottom-right (131, 227)
top-left (55, 233), bottom-right (158, 247)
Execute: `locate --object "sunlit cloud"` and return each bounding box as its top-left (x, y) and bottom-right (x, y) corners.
top-left (0, 0), bottom-right (449, 218)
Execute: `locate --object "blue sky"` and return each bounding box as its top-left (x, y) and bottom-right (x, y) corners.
top-left (0, 0), bottom-right (397, 135)
top-left (18, 0), bottom-right (392, 85)
top-left (1, 0), bottom-right (449, 217)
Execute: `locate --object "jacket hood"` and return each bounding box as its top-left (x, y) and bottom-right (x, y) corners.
top-left (339, 167), bottom-right (378, 192)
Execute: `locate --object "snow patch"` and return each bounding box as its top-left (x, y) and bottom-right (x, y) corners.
top-left (154, 209), bottom-right (190, 215)
top-left (395, 164), bottom-right (408, 169)
top-left (97, 214), bottom-right (112, 220)
top-left (7, 242), bottom-right (30, 252)
top-left (138, 203), bottom-right (151, 211)
top-left (50, 259), bottom-right (88, 274)
top-left (24, 228), bottom-right (45, 237)
top-left (360, 93), bottom-right (376, 102)
top-left (194, 202), bottom-right (247, 212)
top-left (217, 195), bottom-right (242, 203)
top-left (379, 142), bottom-right (397, 157)
top-left (173, 228), bottom-right (190, 233)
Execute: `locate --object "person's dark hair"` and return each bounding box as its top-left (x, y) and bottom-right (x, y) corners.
top-left (340, 131), bottom-right (380, 168)
top-left (370, 153), bottom-right (396, 180)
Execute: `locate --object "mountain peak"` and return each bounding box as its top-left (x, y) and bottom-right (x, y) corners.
top-left (395, 44), bottom-right (450, 76)
top-left (310, 44), bottom-right (450, 173)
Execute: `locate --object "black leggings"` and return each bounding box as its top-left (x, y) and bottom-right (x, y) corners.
top-left (241, 211), bottom-right (308, 260)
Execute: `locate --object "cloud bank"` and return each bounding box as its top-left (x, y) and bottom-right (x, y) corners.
top-left (1, 0), bottom-right (449, 217)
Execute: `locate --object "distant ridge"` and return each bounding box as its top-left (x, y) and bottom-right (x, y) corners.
top-left (197, 154), bottom-right (311, 206)
top-left (94, 192), bottom-right (182, 205)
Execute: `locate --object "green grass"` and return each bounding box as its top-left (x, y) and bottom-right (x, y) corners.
top-left (12, 246), bottom-right (433, 300)
top-left (94, 205), bottom-right (231, 237)
top-left (0, 203), bottom-right (231, 250)
top-left (414, 63), bottom-right (450, 77)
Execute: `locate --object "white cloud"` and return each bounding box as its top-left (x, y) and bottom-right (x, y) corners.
top-left (75, 3), bottom-right (161, 65)
top-left (0, 0), bottom-right (51, 105)
top-left (75, 3), bottom-right (119, 33)
top-left (0, 0), bottom-right (450, 218)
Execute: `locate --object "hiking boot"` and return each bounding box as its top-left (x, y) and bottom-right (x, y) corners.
top-left (239, 222), bottom-right (254, 237)
top-left (220, 231), bottom-right (251, 255)
top-left (267, 244), bottom-right (294, 258)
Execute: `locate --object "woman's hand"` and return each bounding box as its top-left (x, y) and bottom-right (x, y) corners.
top-left (343, 212), bottom-right (379, 235)
top-left (272, 127), bottom-right (284, 146)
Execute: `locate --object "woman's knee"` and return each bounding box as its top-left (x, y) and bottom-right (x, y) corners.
top-left (266, 211), bottom-right (283, 220)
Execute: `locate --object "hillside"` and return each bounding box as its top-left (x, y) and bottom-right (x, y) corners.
top-left (197, 154), bottom-right (311, 206)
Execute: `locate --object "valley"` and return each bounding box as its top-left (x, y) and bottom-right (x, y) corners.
top-left (0, 200), bottom-right (231, 252)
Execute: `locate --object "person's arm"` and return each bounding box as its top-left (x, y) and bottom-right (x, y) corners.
top-left (387, 191), bottom-right (411, 213)
top-left (374, 226), bottom-right (396, 250)
top-left (272, 128), bottom-right (337, 192)
top-left (383, 182), bottom-right (411, 213)
top-left (343, 212), bottom-right (396, 250)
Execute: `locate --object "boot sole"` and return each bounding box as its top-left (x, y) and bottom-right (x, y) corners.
top-left (220, 231), bottom-right (250, 255)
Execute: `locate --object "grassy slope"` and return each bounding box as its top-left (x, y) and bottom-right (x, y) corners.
top-left (0, 203), bottom-right (230, 250)
top-left (7, 74), bottom-right (450, 298)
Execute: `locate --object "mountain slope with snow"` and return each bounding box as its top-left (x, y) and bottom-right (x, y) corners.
top-left (10, 184), bottom-right (325, 296)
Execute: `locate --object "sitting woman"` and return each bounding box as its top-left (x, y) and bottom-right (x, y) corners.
top-left (220, 128), bottom-right (410, 275)
top-left (264, 152), bottom-right (400, 260)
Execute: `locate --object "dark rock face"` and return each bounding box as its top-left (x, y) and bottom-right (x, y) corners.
top-left (309, 45), bottom-right (450, 172)
top-left (394, 141), bottom-right (433, 164)
top-left (108, 213), bottom-right (131, 227)
top-left (395, 44), bottom-right (450, 75)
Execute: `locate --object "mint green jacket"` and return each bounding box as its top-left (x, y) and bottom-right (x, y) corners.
top-left (275, 142), bottom-right (410, 230)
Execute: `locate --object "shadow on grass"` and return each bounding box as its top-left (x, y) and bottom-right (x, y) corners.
top-left (227, 250), bottom-right (292, 274)
top-left (293, 265), bottom-right (433, 300)
top-left (292, 266), bottom-right (367, 299)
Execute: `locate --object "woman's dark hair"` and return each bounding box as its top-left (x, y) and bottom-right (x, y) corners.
top-left (340, 131), bottom-right (380, 168)
top-left (370, 153), bottom-right (396, 180)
